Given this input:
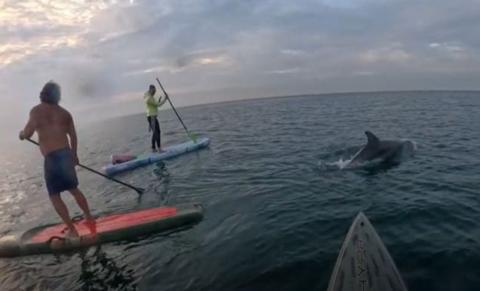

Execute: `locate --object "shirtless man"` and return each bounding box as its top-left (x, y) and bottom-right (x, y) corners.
top-left (19, 81), bottom-right (94, 237)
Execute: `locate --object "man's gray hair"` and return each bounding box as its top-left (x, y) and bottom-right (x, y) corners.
top-left (40, 81), bottom-right (61, 104)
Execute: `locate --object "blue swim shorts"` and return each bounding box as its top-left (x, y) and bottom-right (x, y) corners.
top-left (44, 148), bottom-right (78, 195)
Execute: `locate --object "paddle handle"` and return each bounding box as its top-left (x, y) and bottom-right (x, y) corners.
top-left (25, 138), bottom-right (144, 194)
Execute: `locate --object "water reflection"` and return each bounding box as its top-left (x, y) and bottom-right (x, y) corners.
top-left (136, 161), bottom-right (171, 205)
top-left (78, 247), bottom-right (137, 291)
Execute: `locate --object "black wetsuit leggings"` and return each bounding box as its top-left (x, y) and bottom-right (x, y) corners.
top-left (147, 116), bottom-right (161, 150)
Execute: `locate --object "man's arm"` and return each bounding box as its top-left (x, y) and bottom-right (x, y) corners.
top-left (67, 113), bottom-right (79, 164)
top-left (19, 109), bottom-right (36, 140)
top-left (158, 95), bottom-right (168, 107)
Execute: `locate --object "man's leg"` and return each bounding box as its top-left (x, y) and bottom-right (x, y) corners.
top-left (49, 194), bottom-right (79, 236)
top-left (155, 118), bottom-right (161, 150)
top-left (69, 188), bottom-right (94, 222)
top-left (148, 116), bottom-right (156, 151)
top-left (152, 120), bottom-right (160, 150)
top-left (152, 130), bottom-right (158, 151)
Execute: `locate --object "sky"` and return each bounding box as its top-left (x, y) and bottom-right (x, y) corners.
top-left (1, 0), bottom-right (480, 141)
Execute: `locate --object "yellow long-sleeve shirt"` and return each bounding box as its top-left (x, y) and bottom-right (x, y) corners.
top-left (144, 92), bottom-right (167, 117)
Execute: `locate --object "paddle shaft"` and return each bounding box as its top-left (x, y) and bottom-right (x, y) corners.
top-left (25, 138), bottom-right (144, 194)
top-left (155, 78), bottom-right (195, 141)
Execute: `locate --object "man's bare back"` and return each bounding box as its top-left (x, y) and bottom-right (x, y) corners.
top-left (19, 81), bottom-right (93, 238)
top-left (27, 104), bottom-right (76, 157)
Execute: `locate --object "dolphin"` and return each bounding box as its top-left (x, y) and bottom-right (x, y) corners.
top-left (347, 131), bottom-right (415, 167)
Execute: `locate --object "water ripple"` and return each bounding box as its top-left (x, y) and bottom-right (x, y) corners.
top-left (0, 92), bottom-right (479, 290)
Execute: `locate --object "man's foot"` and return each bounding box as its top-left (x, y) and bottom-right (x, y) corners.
top-left (158, 148), bottom-right (166, 153)
top-left (152, 148), bottom-right (158, 153)
top-left (65, 227), bottom-right (79, 238)
top-left (84, 216), bottom-right (97, 234)
top-left (85, 215), bottom-right (95, 223)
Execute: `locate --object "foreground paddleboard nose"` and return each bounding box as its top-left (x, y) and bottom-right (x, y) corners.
top-left (327, 212), bottom-right (408, 291)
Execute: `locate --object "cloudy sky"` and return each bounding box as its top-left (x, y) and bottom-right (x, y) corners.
top-left (1, 0), bottom-right (479, 140)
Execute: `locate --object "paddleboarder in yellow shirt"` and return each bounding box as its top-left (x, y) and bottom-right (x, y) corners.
top-left (144, 85), bottom-right (167, 152)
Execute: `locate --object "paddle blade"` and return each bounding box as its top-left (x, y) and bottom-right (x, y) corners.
top-left (189, 132), bottom-right (198, 143)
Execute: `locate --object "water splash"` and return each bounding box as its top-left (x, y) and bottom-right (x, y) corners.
top-left (318, 158), bottom-right (352, 171)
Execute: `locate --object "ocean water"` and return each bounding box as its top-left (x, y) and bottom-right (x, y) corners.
top-left (0, 91), bottom-right (479, 291)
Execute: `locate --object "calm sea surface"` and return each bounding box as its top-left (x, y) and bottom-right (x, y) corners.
top-left (0, 91), bottom-right (479, 291)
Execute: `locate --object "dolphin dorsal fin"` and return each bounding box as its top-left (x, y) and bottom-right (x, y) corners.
top-left (365, 131), bottom-right (380, 147)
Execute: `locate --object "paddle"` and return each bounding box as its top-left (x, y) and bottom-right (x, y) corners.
top-left (155, 78), bottom-right (197, 143)
top-left (26, 138), bottom-right (145, 195)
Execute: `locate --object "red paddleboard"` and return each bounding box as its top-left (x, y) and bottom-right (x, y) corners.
top-left (0, 204), bottom-right (203, 257)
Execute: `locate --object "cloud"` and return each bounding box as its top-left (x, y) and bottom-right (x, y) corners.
top-left (266, 68), bottom-right (302, 75)
top-left (353, 71), bottom-right (375, 76)
top-left (428, 42), bottom-right (469, 59)
top-left (0, 35), bottom-right (81, 65)
top-left (359, 44), bottom-right (412, 64)
top-left (280, 49), bottom-right (308, 56)
top-left (0, 1), bottom-right (111, 62)
top-left (175, 50), bottom-right (233, 68)
top-left (1, 0), bottom-right (480, 136)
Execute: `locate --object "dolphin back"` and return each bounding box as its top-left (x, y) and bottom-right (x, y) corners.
top-left (365, 131), bottom-right (380, 147)
top-left (348, 131), bottom-right (416, 168)
top-left (348, 131), bottom-right (382, 164)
